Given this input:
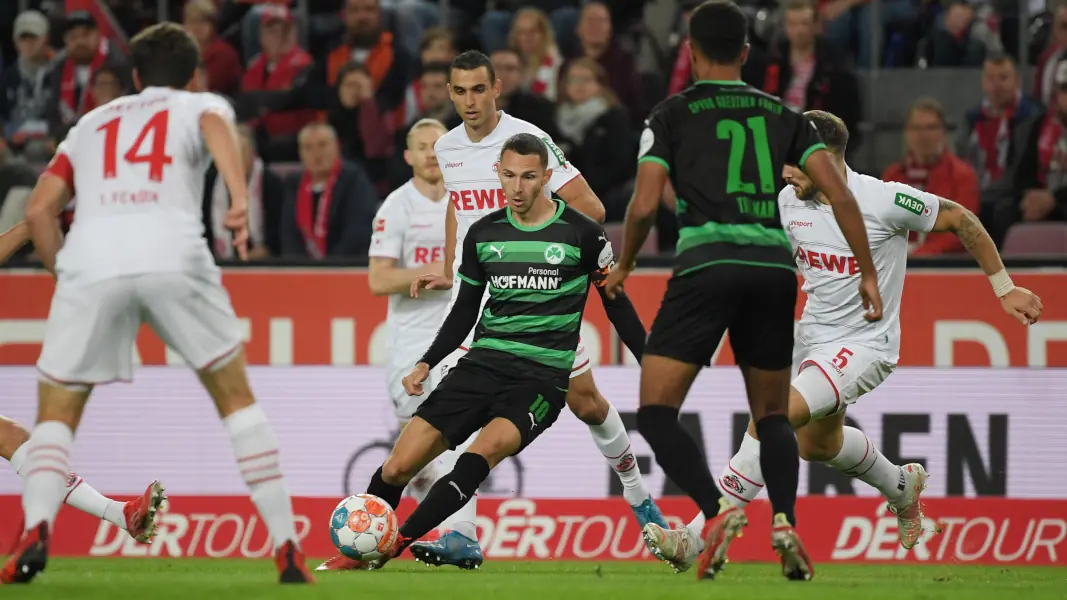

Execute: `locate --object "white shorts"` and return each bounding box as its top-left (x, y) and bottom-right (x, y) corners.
top-left (387, 359), bottom-right (429, 420)
top-left (431, 337), bottom-right (591, 391)
top-left (37, 271), bottom-right (244, 386)
top-left (791, 341), bottom-right (895, 420)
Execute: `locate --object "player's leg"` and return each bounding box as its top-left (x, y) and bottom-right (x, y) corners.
top-left (727, 266), bottom-right (811, 581)
top-left (566, 364), bottom-right (668, 533)
top-left (635, 270), bottom-right (737, 575)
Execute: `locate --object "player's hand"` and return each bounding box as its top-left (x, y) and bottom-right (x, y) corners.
top-left (859, 274), bottom-right (883, 322)
top-left (602, 263), bottom-right (631, 300)
top-left (1000, 287), bottom-right (1042, 325)
top-left (224, 204), bottom-right (249, 261)
top-left (403, 362), bottom-right (431, 396)
top-left (410, 273), bottom-right (452, 298)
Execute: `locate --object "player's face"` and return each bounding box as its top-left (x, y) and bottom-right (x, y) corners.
top-left (448, 67), bottom-right (501, 129)
top-left (783, 165), bottom-right (817, 200)
top-left (406, 126), bottom-right (444, 183)
top-left (499, 150), bottom-right (552, 215)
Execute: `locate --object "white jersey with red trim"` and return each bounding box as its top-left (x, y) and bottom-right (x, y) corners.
top-left (46, 87), bottom-right (233, 283)
top-left (434, 111), bottom-right (581, 323)
top-left (368, 179), bottom-right (450, 371)
top-left (779, 167), bottom-right (940, 362)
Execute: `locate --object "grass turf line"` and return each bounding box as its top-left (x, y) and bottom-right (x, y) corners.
top-left (2, 559), bottom-right (1065, 600)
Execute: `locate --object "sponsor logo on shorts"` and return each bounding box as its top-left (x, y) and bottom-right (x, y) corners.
top-left (721, 474), bottom-right (745, 495)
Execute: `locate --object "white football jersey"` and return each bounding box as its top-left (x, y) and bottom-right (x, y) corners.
top-left (434, 111), bottom-right (581, 321)
top-left (779, 167), bottom-right (940, 361)
top-left (46, 87), bottom-right (233, 283)
top-left (369, 180), bottom-right (450, 363)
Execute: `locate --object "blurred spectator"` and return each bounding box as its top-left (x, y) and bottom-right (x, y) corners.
top-left (282, 123), bottom-right (378, 258)
top-left (555, 58), bottom-right (635, 221)
top-left (327, 62), bottom-right (397, 192)
top-left (960, 53), bottom-right (1042, 191)
top-left (491, 47), bottom-right (560, 139)
top-left (0, 11), bottom-right (55, 163)
top-left (325, 0), bottom-right (413, 111)
top-left (0, 138), bottom-right (38, 257)
top-left (882, 98), bottom-right (980, 255)
top-left (481, 1), bottom-right (581, 55)
top-left (761, 0), bottom-right (862, 157)
top-left (90, 65), bottom-right (126, 106)
top-left (928, 1), bottom-right (993, 67)
top-left (242, 5), bottom-right (316, 162)
top-left (184, 0), bottom-right (243, 97)
top-left (509, 8), bottom-right (564, 101)
top-left (988, 60), bottom-right (1067, 247)
top-left (1035, 3), bottom-right (1067, 109)
top-left (821, 0), bottom-right (916, 67)
top-left (46, 11), bottom-right (129, 141)
top-left (203, 125), bottom-right (283, 260)
top-left (407, 62), bottom-right (456, 126)
top-left (565, 1), bottom-right (642, 124)
top-left (402, 27), bottom-right (458, 124)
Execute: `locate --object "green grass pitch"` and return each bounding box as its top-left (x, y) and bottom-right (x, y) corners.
top-left (2, 559), bottom-right (1066, 599)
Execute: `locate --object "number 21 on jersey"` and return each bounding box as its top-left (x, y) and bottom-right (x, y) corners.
top-left (718, 117), bottom-right (776, 219)
top-left (97, 109), bottom-right (174, 182)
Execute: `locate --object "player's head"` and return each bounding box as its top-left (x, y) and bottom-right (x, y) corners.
top-left (783, 110), bottom-right (848, 199)
top-left (130, 22), bottom-right (201, 91)
top-left (498, 133), bottom-right (551, 216)
top-left (688, 1), bottom-right (749, 70)
top-left (406, 118), bottom-right (448, 184)
top-left (448, 51), bottom-right (500, 129)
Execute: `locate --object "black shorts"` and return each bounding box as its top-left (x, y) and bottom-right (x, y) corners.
top-left (644, 263), bottom-right (797, 370)
top-left (413, 357), bottom-right (568, 453)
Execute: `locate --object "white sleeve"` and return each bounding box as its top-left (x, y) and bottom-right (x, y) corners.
top-left (368, 195), bottom-right (409, 259)
top-left (195, 92), bottom-right (236, 123)
top-left (874, 180), bottom-right (940, 234)
top-left (540, 133), bottom-right (582, 193)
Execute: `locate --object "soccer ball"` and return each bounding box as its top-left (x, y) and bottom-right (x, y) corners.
top-left (329, 494), bottom-right (399, 561)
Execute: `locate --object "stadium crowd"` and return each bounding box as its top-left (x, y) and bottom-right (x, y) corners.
top-left (1, 0), bottom-right (1066, 261)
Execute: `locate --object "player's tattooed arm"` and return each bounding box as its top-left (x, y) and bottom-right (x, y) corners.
top-left (930, 197), bottom-right (1005, 276)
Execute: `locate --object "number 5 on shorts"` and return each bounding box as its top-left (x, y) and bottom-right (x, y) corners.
top-left (832, 348), bottom-right (853, 368)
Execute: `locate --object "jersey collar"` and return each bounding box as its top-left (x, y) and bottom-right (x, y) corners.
top-left (507, 199), bottom-right (564, 231)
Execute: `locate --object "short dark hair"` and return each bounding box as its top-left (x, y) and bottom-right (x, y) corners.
top-left (449, 50), bottom-right (496, 84)
top-left (688, 1), bottom-right (748, 64)
top-left (421, 61), bottom-right (451, 78)
top-left (804, 110), bottom-right (849, 155)
top-left (130, 22), bottom-right (200, 89)
top-left (500, 133), bottom-right (548, 169)
top-left (336, 61), bottom-right (370, 84)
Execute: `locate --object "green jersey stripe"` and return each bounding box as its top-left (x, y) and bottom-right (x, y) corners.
top-left (676, 221), bottom-right (790, 254)
top-left (488, 274), bottom-right (588, 302)
top-left (476, 240), bottom-right (581, 265)
top-left (470, 337), bottom-right (575, 370)
top-left (638, 156), bottom-right (670, 173)
top-left (456, 273), bottom-right (483, 287)
top-left (481, 308), bottom-right (582, 334)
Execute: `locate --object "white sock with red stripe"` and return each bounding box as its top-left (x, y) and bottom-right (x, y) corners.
top-left (20, 421), bottom-right (74, 530)
top-left (825, 426), bottom-right (904, 503)
top-left (716, 432), bottom-right (765, 506)
top-left (589, 404), bottom-right (649, 506)
top-left (10, 443), bottom-right (126, 529)
top-left (223, 405), bottom-right (297, 550)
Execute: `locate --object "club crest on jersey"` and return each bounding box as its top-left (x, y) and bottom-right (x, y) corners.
top-left (544, 244), bottom-right (566, 265)
top-left (894, 193), bottom-right (929, 216)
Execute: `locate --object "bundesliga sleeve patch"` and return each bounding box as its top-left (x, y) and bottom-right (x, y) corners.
top-left (596, 234), bottom-right (615, 268)
top-left (541, 136), bottom-right (567, 166)
top-left (638, 128), bottom-right (654, 158)
top-left (894, 193), bottom-right (930, 216)
top-left (374, 218), bottom-right (386, 232)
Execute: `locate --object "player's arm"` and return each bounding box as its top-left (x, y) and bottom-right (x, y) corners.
top-left (543, 135), bottom-right (606, 223)
top-left (24, 174), bottom-right (71, 277)
top-left (201, 108), bottom-right (249, 259)
top-left (930, 196), bottom-right (1042, 324)
top-left (584, 222), bottom-right (646, 358)
top-left (443, 200), bottom-right (457, 280)
top-left (416, 232), bottom-right (485, 368)
top-left (369, 258), bottom-right (444, 296)
top-left (0, 221), bottom-right (30, 265)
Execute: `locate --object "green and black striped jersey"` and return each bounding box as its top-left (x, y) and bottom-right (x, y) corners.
top-left (639, 80), bottom-right (826, 276)
top-left (456, 199), bottom-right (612, 378)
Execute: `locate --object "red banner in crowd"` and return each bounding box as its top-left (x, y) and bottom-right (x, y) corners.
top-left (1, 496), bottom-right (1064, 565)
top-left (2, 270), bottom-right (1066, 367)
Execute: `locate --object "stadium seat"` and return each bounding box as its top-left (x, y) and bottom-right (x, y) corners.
top-left (1001, 222), bottom-right (1067, 256)
top-left (603, 222), bottom-right (658, 257)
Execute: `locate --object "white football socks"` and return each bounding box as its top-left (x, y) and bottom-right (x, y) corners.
top-left (825, 426), bottom-right (905, 503)
top-left (588, 404), bottom-right (650, 507)
top-left (19, 421), bottom-right (74, 529)
top-left (223, 405), bottom-right (297, 550)
top-left (435, 432), bottom-right (479, 542)
top-left (716, 432), bottom-right (765, 506)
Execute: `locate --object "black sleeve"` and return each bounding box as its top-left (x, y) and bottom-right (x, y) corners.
top-left (636, 104), bottom-right (672, 173)
top-left (584, 224), bottom-right (647, 360)
top-left (456, 224), bottom-right (487, 287)
top-left (785, 109), bottom-right (827, 169)
top-left (419, 280), bottom-right (483, 368)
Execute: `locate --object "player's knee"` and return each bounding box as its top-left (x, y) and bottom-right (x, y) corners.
top-left (200, 356), bottom-right (256, 417)
top-left (0, 416), bottom-right (30, 461)
top-left (381, 455), bottom-right (419, 486)
top-left (565, 382), bottom-right (608, 425)
top-left (797, 431), bottom-right (841, 462)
